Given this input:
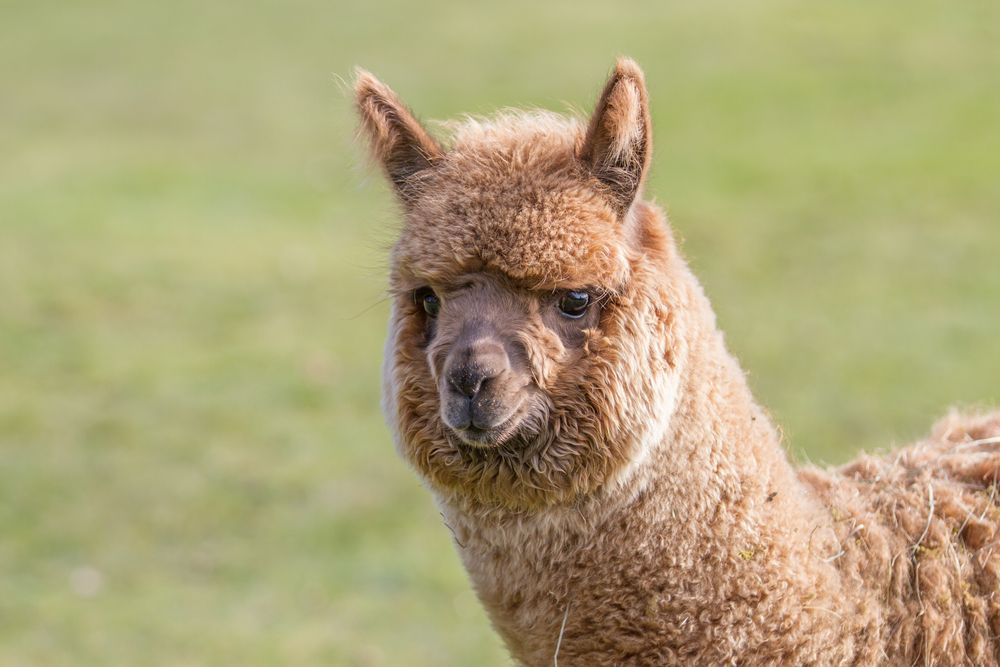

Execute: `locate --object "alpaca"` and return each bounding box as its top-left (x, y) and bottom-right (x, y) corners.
top-left (354, 59), bottom-right (1000, 666)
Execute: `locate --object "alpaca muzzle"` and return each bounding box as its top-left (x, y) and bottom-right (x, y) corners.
top-left (439, 336), bottom-right (523, 446)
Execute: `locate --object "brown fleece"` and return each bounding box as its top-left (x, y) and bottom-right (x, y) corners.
top-left (354, 58), bottom-right (1000, 666)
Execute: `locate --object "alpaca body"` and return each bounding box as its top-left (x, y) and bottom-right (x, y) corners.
top-left (354, 59), bottom-right (1000, 666)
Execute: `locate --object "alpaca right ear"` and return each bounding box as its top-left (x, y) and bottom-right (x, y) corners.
top-left (578, 58), bottom-right (652, 216)
top-left (354, 69), bottom-right (443, 202)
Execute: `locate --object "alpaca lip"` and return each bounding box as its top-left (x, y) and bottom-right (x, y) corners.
top-left (442, 394), bottom-right (528, 448)
top-left (449, 410), bottom-right (523, 448)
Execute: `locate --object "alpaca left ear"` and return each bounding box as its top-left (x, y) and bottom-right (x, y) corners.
top-left (354, 68), bottom-right (443, 203)
top-left (578, 58), bottom-right (652, 215)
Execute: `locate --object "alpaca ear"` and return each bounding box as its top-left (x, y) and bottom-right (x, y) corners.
top-left (578, 58), bottom-right (652, 215)
top-left (354, 69), bottom-right (443, 202)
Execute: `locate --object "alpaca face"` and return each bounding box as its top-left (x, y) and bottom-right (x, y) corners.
top-left (357, 60), bottom-right (682, 510)
top-left (417, 277), bottom-right (602, 449)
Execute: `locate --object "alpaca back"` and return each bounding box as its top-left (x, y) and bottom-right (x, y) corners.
top-left (801, 411), bottom-right (1000, 665)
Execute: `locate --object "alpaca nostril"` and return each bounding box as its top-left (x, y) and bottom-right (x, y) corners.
top-left (448, 364), bottom-right (495, 399)
top-left (445, 338), bottom-right (510, 401)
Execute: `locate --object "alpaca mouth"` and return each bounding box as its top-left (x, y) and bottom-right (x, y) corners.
top-left (448, 408), bottom-right (527, 449)
top-left (442, 392), bottom-right (533, 448)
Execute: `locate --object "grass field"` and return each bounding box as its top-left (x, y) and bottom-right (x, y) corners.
top-left (1, 1), bottom-right (998, 664)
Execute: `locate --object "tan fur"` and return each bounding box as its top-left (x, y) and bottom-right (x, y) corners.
top-left (354, 59), bottom-right (1000, 666)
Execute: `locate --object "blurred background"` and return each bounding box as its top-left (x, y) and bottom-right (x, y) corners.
top-left (1, 0), bottom-right (997, 664)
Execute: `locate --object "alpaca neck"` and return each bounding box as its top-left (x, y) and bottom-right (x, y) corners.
top-left (650, 295), bottom-right (803, 529)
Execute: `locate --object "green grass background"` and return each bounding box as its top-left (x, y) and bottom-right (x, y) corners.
top-left (1, 1), bottom-right (998, 664)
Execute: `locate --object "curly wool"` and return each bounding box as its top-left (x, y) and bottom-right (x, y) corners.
top-left (801, 411), bottom-right (1000, 665)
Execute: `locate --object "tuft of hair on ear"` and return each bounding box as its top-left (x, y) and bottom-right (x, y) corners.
top-left (578, 57), bottom-right (653, 216)
top-left (354, 68), bottom-right (444, 203)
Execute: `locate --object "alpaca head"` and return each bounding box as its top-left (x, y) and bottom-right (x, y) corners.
top-left (356, 59), bottom-right (690, 511)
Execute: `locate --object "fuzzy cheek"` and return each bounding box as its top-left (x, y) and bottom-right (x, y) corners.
top-left (381, 314), bottom-right (403, 432)
top-left (516, 325), bottom-right (565, 389)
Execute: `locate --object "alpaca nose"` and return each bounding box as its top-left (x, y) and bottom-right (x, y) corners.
top-left (446, 339), bottom-right (509, 400)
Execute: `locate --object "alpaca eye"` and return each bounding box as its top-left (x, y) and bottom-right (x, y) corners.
top-left (557, 290), bottom-right (590, 319)
top-left (414, 288), bottom-right (440, 318)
